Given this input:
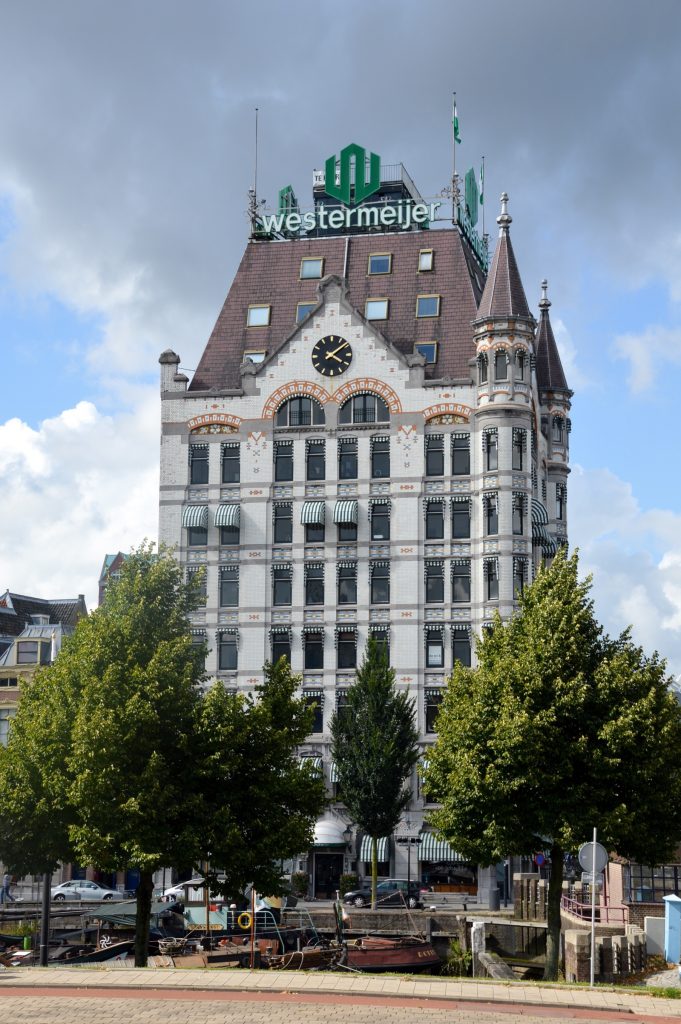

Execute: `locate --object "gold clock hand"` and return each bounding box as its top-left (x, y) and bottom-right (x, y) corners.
top-left (328, 342), bottom-right (349, 358)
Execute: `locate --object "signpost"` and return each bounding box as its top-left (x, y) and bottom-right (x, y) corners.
top-left (578, 831), bottom-right (608, 987)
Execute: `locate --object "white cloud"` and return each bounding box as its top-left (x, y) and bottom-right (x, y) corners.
top-left (570, 465), bottom-right (681, 676)
top-left (0, 394), bottom-right (159, 609)
top-left (552, 318), bottom-right (587, 390)
top-left (613, 325), bottom-right (681, 393)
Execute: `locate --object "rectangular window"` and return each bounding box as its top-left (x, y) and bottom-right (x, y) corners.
top-left (370, 628), bottom-right (389, 661)
top-left (338, 520), bottom-right (357, 542)
top-left (512, 429), bottom-right (525, 471)
top-left (425, 562), bottom-right (444, 603)
top-left (305, 521), bottom-right (325, 543)
top-left (296, 301), bottom-right (316, 322)
top-left (485, 560), bottom-right (499, 601)
top-left (304, 632), bottom-right (324, 670)
top-left (451, 499), bottom-right (470, 539)
top-left (189, 444), bottom-right (209, 484)
top-left (0, 708), bottom-right (16, 746)
top-left (243, 349), bottom-right (266, 364)
top-left (452, 434), bottom-right (470, 475)
top-left (187, 566), bottom-right (207, 604)
top-left (552, 417), bottom-right (564, 443)
top-left (415, 342), bottom-right (437, 364)
top-left (484, 430), bottom-right (498, 472)
top-left (246, 304), bottom-right (271, 327)
top-left (452, 629), bottom-right (471, 667)
top-left (337, 564), bottom-right (357, 605)
top-left (452, 561), bottom-right (471, 603)
top-left (338, 438), bottom-right (358, 479)
top-left (418, 249), bottom-right (434, 272)
top-left (368, 253), bottom-right (392, 275)
top-left (371, 436), bottom-right (390, 478)
top-left (188, 526), bottom-right (208, 547)
top-left (557, 484), bottom-right (566, 521)
top-left (512, 494), bottom-right (525, 536)
top-left (425, 689), bottom-right (443, 732)
top-left (273, 503), bottom-right (293, 544)
top-left (221, 443), bottom-right (240, 483)
top-left (191, 631), bottom-right (206, 672)
top-left (370, 562), bottom-right (390, 605)
top-left (484, 495), bottom-right (498, 536)
top-left (271, 632), bottom-right (291, 664)
top-left (513, 559), bottom-right (527, 598)
top-left (365, 298), bottom-right (389, 320)
top-left (479, 354), bottom-right (488, 384)
top-left (304, 692), bottom-right (324, 732)
top-left (218, 633), bottom-right (238, 671)
top-left (337, 631), bottom-right (357, 669)
top-left (416, 294), bottom-right (440, 318)
top-left (17, 641), bottom-right (39, 664)
top-left (515, 351), bottom-right (526, 380)
top-left (300, 257), bottom-right (324, 279)
top-left (305, 564), bottom-right (324, 606)
top-left (272, 566), bottom-right (292, 606)
top-left (425, 435), bottom-right (444, 476)
top-left (494, 350), bottom-right (508, 380)
top-left (370, 503), bottom-right (390, 541)
top-left (274, 441), bottom-right (293, 482)
top-left (425, 500), bottom-right (444, 540)
top-left (220, 523), bottom-right (240, 546)
top-left (426, 630), bottom-right (444, 668)
top-left (306, 440), bottom-right (325, 481)
top-left (219, 567), bottom-right (239, 607)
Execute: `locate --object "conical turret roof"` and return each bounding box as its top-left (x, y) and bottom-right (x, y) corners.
top-left (535, 280), bottom-right (569, 392)
top-left (477, 193), bottom-right (531, 320)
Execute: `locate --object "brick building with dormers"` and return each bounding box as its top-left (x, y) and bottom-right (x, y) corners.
top-left (158, 151), bottom-right (571, 900)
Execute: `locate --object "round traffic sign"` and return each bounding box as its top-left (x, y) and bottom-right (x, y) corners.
top-left (534, 853), bottom-right (545, 867)
top-left (578, 841), bottom-right (608, 873)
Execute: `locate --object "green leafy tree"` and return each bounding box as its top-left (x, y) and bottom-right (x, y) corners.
top-left (330, 637), bottom-right (419, 909)
top-left (424, 549), bottom-right (681, 980)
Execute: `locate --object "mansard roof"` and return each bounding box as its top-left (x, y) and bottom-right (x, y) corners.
top-left (0, 591), bottom-right (87, 639)
top-left (535, 281), bottom-right (570, 393)
top-left (189, 228), bottom-right (485, 391)
top-left (476, 193), bottom-right (531, 321)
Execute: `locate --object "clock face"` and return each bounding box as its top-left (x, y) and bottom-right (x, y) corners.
top-left (311, 334), bottom-right (353, 377)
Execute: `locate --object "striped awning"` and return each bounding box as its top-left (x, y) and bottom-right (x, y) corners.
top-left (334, 500), bottom-right (358, 525)
top-left (330, 762), bottom-right (340, 783)
top-left (300, 756), bottom-right (323, 775)
top-left (182, 505), bottom-right (208, 528)
top-left (359, 835), bottom-right (390, 862)
top-left (214, 503), bottom-right (240, 528)
top-left (531, 498), bottom-right (549, 525)
top-left (301, 501), bottom-right (326, 525)
top-left (533, 523), bottom-right (557, 555)
top-left (418, 832), bottom-right (466, 863)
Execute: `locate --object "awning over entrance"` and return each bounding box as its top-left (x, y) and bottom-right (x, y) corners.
top-left (419, 832), bottom-right (466, 862)
top-left (333, 499), bottom-right (358, 525)
top-left (359, 835), bottom-right (390, 862)
top-left (214, 503), bottom-right (240, 528)
top-left (182, 505), bottom-right (208, 528)
top-left (313, 817), bottom-right (346, 847)
top-left (300, 500), bottom-right (326, 525)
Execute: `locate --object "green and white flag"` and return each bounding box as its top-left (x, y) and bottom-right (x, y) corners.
top-left (479, 160), bottom-right (484, 205)
top-left (452, 98), bottom-right (461, 144)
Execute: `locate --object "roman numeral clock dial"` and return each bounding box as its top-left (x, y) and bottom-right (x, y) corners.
top-left (311, 334), bottom-right (353, 377)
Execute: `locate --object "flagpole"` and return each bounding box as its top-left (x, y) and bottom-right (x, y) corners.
top-left (481, 155), bottom-right (485, 237)
top-left (451, 92), bottom-right (457, 225)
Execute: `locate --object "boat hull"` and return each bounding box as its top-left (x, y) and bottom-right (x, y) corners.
top-left (344, 936), bottom-right (441, 973)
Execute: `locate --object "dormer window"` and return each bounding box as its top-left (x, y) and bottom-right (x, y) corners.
top-left (246, 304), bottom-right (271, 327)
top-left (416, 295), bottom-right (440, 318)
top-left (300, 257), bottom-right (324, 280)
top-left (415, 342), bottom-right (437, 364)
top-left (368, 253), bottom-right (392, 275)
top-left (31, 614), bottom-right (49, 626)
top-left (418, 249), bottom-right (434, 272)
top-left (365, 298), bottom-right (389, 321)
top-left (296, 302), bottom-right (316, 322)
top-left (243, 350), bottom-right (266, 364)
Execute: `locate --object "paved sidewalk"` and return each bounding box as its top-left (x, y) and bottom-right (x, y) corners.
top-left (2, 966), bottom-right (681, 1019)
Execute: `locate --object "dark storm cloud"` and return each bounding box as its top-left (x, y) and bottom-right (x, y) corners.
top-left (0, 0), bottom-right (679, 371)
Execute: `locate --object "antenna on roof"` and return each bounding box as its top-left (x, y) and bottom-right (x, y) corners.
top-left (248, 107), bottom-right (263, 236)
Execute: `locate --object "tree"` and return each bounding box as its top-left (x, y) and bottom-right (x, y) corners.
top-left (0, 547), bottom-right (325, 967)
top-left (330, 637), bottom-right (419, 909)
top-left (424, 549), bottom-right (681, 980)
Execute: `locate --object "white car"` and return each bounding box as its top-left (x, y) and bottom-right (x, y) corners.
top-left (51, 880), bottom-right (125, 902)
top-left (161, 878), bottom-right (225, 902)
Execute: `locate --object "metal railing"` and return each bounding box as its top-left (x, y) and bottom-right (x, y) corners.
top-left (561, 894), bottom-right (628, 925)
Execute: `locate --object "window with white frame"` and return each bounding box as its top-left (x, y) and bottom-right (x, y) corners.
top-left (300, 257), bottom-right (324, 279)
top-left (219, 566), bottom-right (239, 607)
top-left (425, 561), bottom-right (444, 603)
top-left (483, 428), bottom-right (498, 471)
top-left (425, 627), bottom-right (444, 668)
top-left (272, 565), bottom-right (292, 606)
top-left (451, 433), bottom-right (470, 475)
top-left (370, 561), bottom-right (390, 605)
top-left (246, 304), bottom-right (271, 327)
top-left (451, 559), bottom-right (471, 603)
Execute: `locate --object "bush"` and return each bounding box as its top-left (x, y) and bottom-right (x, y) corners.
top-left (290, 871), bottom-right (308, 896)
top-left (339, 873), bottom-right (358, 896)
top-left (441, 938), bottom-right (472, 976)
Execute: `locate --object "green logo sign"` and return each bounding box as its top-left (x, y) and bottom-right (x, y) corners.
top-left (324, 143), bottom-right (381, 207)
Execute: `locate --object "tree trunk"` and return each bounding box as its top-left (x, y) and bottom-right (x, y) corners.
top-left (543, 843), bottom-right (564, 981)
top-left (371, 836), bottom-right (378, 911)
top-left (134, 869), bottom-right (154, 968)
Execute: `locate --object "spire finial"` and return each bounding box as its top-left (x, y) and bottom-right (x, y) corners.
top-left (539, 278), bottom-right (551, 312)
top-left (497, 191), bottom-right (512, 234)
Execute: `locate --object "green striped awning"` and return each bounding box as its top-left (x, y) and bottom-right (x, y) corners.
top-left (533, 523), bottom-right (557, 555)
top-left (182, 505), bottom-right (208, 528)
top-left (418, 832), bottom-right (466, 863)
top-left (359, 835), bottom-right (389, 862)
top-left (334, 500), bottom-right (358, 525)
top-left (531, 498), bottom-right (549, 525)
top-left (330, 762), bottom-right (340, 783)
top-left (214, 503), bottom-right (240, 528)
top-left (300, 756), bottom-right (323, 775)
top-left (301, 501), bottom-right (326, 526)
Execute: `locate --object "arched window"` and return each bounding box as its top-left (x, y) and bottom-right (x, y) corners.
top-left (275, 396), bottom-right (325, 427)
top-left (338, 393), bottom-right (390, 425)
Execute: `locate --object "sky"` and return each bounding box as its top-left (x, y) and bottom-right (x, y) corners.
top-left (1, 0), bottom-right (680, 677)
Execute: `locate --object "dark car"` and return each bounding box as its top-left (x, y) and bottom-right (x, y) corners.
top-left (341, 878), bottom-right (431, 909)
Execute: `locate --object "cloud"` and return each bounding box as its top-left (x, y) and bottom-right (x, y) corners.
top-left (0, 395), bottom-right (159, 609)
top-left (612, 325), bottom-right (681, 393)
top-left (552, 318), bottom-right (587, 390)
top-left (570, 465), bottom-right (681, 676)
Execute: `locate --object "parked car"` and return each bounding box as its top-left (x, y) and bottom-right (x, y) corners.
top-left (160, 877), bottom-right (228, 903)
top-left (341, 878), bottom-right (431, 909)
top-left (51, 880), bottom-right (125, 902)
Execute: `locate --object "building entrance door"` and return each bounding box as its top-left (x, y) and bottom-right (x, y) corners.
top-left (314, 853), bottom-right (343, 899)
